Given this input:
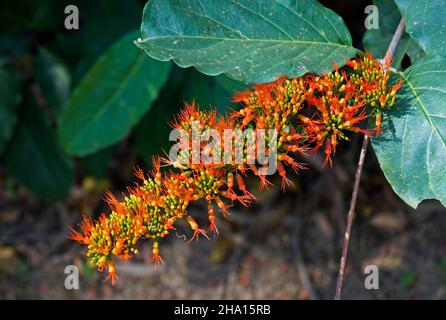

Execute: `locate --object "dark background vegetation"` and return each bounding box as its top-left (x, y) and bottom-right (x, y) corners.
top-left (0, 0), bottom-right (445, 299)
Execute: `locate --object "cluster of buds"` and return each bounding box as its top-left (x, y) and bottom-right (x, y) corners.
top-left (70, 54), bottom-right (402, 284)
top-left (346, 54), bottom-right (402, 133)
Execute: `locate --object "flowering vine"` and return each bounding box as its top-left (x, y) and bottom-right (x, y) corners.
top-left (69, 54), bottom-right (402, 284)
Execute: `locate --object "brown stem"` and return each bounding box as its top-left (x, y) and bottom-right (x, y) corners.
top-left (334, 19), bottom-right (406, 300)
top-left (334, 135), bottom-right (369, 300)
top-left (385, 19), bottom-right (407, 62)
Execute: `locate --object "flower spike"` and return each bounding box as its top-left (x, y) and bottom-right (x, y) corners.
top-left (70, 54), bottom-right (402, 284)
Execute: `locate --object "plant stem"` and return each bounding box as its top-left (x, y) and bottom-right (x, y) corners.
top-left (385, 19), bottom-right (407, 62)
top-left (334, 19), bottom-right (406, 300)
top-left (334, 134), bottom-right (369, 300)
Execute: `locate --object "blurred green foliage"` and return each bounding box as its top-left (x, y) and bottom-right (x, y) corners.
top-left (399, 268), bottom-right (417, 289)
top-left (0, 0), bottom-right (246, 200)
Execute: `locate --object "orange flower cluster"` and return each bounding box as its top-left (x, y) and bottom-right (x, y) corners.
top-left (70, 55), bottom-right (402, 284)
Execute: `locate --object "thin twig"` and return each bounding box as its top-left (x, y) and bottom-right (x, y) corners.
top-left (334, 19), bottom-right (406, 300)
top-left (334, 135), bottom-right (369, 299)
top-left (385, 19), bottom-right (407, 62)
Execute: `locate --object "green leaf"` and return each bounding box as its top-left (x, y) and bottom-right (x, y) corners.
top-left (395, 0), bottom-right (446, 57)
top-left (0, 59), bottom-right (21, 154)
top-left (4, 101), bottom-right (74, 200)
top-left (372, 56), bottom-right (446, 208)
top-left (363, 0), bottom-right (425, 68)
top-left (35, 47), bottom-right (71, 117)
top-left (135, 0), bottom-right (357, 84)
top-left (59, 31), bottom-right (171, 156)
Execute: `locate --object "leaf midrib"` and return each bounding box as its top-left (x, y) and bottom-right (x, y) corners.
top-left (138, 34), bottom-right (353, 48)
top-left (170, 0), bottom-right (332, 42)
top-left (150, 0), bottom-right (349, 45)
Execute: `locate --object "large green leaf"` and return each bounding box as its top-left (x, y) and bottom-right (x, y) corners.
top-left (4, 101), bottom-right (74, 200)
top-left (0, 60), bottom-right (21, 154)
top-left (395, 0), bottom-right (446, 57)
top-left (135, 0), bottom-right (356, 84)
top-left (372, 56), bottom-right (446, 208)
top-left (59, 31), bottom-right (171, 156)
top-left (363, 0), bottom-right (425, 68)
